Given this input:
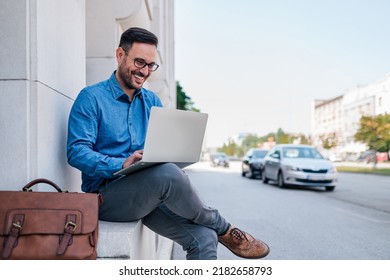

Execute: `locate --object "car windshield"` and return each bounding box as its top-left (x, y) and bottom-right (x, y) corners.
top-left (213, 153), bottom-right (226, 159)
top-left (282, 147), bottom-right (324, 159)
top-left (252, 150), bottom-right (268, 158)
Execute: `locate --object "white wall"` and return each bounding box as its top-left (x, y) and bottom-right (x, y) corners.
top-left (0, 1), bottom-right (30, 189)
top-left (85, 0), bottom-right (143, 86)
top-left (85, 0), bottom-right (176, 108)
top-left (0, 0), bottom-right (85, 191)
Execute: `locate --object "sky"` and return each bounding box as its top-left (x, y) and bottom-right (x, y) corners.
top-left (174, 0), bottom-right (390, 148)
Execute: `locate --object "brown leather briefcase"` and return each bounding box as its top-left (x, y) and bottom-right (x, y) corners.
top-left (0, 178), bottom-right (99, 260)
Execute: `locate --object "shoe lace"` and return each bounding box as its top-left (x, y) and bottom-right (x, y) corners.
top-left (230, 228), bottom-right (248, 242)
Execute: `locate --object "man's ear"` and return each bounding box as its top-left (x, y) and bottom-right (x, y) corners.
top-left (116, 47), bottom-right (125, 64)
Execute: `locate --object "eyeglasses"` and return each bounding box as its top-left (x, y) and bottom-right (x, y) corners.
top-left (133, 58), bottom-right (159, 72)
top-left (122, 48), bottom-right (159, 72)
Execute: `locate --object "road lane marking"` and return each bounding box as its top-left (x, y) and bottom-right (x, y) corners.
top-left (332, 207), bottom-right (390, 224)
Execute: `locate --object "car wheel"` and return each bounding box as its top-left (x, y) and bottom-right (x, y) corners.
top-left (325, 186), bottom-right (335, 191)
top-left (247, 168), bottom-right (254, 179)
top-left (241, 169), bottom-right (246, 177)
top-left (250, 167), bottom-right (259, 179)
top-left (262, 170), bottom-right (269, 184)
top-left (277, 171), bottom-right (285, 188)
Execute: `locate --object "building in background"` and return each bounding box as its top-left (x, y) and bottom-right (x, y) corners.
top-left (311, 95), bottom-right (344, 158)
top-left (0, 0), bottom-right (175, 191)
top-left (312, 73), bottom-right (390, 160)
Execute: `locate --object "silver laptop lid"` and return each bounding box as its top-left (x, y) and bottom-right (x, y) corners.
top-left (142, 107), bottom-right (208, 163)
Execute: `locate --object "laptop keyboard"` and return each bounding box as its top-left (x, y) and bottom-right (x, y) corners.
top-left (130, 160), bottom-right (143, 167)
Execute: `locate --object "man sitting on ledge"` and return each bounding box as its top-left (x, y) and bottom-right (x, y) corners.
top-left (67, 27), bottom-right (270, 260)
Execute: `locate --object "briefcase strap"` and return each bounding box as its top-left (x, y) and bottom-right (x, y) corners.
top-left (57, 214), bottom-right (77, 255)
top-left (2, 214), bottom-right (25, 259)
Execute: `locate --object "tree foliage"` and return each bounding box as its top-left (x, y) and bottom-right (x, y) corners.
top-left (219, 140), bottom-right (241, 157)
top-left (241, 134), bottom-right (261, 152)
top-left (219, 128), bottom-right (311, 157)
top-left (355, 114), bottom-right (390, 152)
top-left (276, 128), bottom-right (290, 144)
top-left (320, 132), bottom-right (338, 150)
top-left (176, 81), bottom-right (199, 112)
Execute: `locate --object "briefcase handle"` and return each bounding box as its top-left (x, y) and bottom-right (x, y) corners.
top-left (22, 178), bottom-right (67, 193)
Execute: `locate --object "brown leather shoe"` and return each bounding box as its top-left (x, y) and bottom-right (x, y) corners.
top-left (218, 226), bottom-right (270, 259)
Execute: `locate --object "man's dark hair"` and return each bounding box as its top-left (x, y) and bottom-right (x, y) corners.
top-left (119, 27), bottom-right (158, 52)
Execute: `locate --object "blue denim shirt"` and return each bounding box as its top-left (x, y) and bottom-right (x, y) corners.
top-left (67, 72), bottom-right (163, 192)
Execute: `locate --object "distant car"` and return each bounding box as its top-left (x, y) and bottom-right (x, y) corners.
top-left (210, 153), bottom-right (229, 168)
top-left (357, 150), bottom-right (377, 164)
top-left (241, 148), bottom-right (269, 179)
top-left (262, 144), bottom-right (338, 191)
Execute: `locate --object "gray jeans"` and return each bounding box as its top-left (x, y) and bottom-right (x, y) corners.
top-left (98, 163), bottom-right (230, 260)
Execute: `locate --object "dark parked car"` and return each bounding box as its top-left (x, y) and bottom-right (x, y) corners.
top-left (210, 153), bottom-right (229, 168)
top-left (241, 148), bottom-right (269, 179)
top-left (262, 144), bottom-right (338, 191)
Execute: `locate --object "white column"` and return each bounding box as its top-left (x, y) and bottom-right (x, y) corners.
top-left (85, 0), bottom-right (175, 108)
top-left (0, 0), bottom-right (85, 191)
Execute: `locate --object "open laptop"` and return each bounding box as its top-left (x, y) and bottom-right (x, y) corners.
top-left (113, 106), bottom-right (208, 176)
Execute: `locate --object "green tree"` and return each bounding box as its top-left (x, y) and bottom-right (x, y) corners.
top-left (219, 140), bottom-right (240, 156)
top-left (355, 114), bottom-right (390, 153)
top-left (217, 129), bottom-right (311, 157)
top-left (241, 134), bottom-right (261, 152)
top-left (258, 133), bottom-right (276, 144)
top-left (319, 132), bottom-right (338, 150)
top-left (176, 81), bottom-right (199, 112)
top-left (275, 128), bottom-right (290, 144)
top-left (298, 134), bottom-right (311, 145)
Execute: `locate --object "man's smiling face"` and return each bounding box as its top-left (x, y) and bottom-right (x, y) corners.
top-left (116, 42), bottom-right (157, 92)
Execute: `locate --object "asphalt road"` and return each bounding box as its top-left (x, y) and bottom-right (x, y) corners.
top-left (172, 161), bottom-right (390, 260)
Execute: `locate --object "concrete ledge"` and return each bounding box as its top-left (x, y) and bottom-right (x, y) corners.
top-left (97, 220), bottom-right (138, 259)
top-left (97, 220), bottom-right (174, 259)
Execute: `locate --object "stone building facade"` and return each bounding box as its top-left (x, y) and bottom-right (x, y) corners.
top-left (312, 73), bottom-right (390, 159)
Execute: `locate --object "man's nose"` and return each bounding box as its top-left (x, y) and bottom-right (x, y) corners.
top-left (139, 65), bottom-right (150, 76)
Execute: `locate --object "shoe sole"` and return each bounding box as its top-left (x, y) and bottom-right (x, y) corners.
top-left (219, 241), bottom-right (270, 259)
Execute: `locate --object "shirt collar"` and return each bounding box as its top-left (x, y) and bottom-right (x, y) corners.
top-left (109, 71), bottom-right (142, 101)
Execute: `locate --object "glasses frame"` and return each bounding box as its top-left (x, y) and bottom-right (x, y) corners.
top-left (122, 48), bottom-right (159, 72)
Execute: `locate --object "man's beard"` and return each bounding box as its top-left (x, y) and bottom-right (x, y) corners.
top-left (118, 64), bottom-right (146, 90)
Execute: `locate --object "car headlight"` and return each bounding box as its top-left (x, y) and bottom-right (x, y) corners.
top-left (286, 165), bottom-right (301, 171)
top-left (328, 167), bottom-right (338, 174)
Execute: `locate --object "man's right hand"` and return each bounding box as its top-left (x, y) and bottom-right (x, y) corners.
top-left (122, 150), bottom-right (144, 168)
